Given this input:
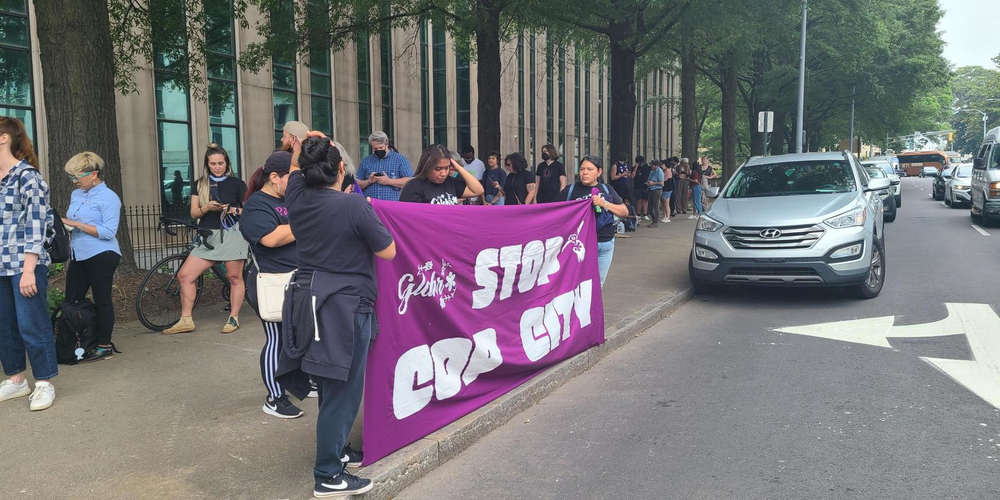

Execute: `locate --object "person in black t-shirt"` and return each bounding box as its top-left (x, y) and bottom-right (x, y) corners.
top-left (498, 152), bottom-right (536, 205)
top-left (535, 144), bottom-right (567, 203)
top-left (632, 155), bottom-right (650, 220)
top-left (480, 151), bottom-right (508, 205)
top-left (557, 156), bottom-right (628, 287)
top-left (163, 145), bottom-right (249, 335)
top-left (399, 145), bottom-right (484, 205)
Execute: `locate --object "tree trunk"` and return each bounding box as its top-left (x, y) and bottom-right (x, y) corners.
top-left (769, 108), bottom-right (787, 155)
top-left (474, 1), bottom-right (502, 159)
top-left (35, 0), bottom-right (136, 272)
top-left (680, 35), bottom-right (697, 162)
top-left (719, 50), bottom-right (738, 182)
top-left (607, 28), bottom-right (637, 177)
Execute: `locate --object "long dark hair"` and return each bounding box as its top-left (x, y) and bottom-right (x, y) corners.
top-left (541, 144), bottom-right (560, 162)
top-left (505, 152), bottom-right (528, 174)
top-left (0, 117), bottom-right (38, 169)
top-left (300, 137), bottom-right (342, 188)
top-left (413, 144), bottom-right (451, 181)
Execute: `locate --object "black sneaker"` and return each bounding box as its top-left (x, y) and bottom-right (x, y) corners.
top-left (314, 471), bottom-right (373, 498)
top-left (80, 344), bottom-right (120, 363)
top-left (262, 395), bottom-right (304, 419)
top-left (340, 444), bottom-right (363, 468)
top-left (308, 379), bottom-right (319, 398)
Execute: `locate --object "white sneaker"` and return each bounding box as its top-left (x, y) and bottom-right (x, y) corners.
top-left (28, 381), bottom-right (55, 411)
top-left (642, 216), bottom-right (650, 221)
top-left (0, 379), bottom-right (30, 403)
top-left (688, 215), bottom-right (698, 219)
top-left (661, 218), bottom-right (671, 223)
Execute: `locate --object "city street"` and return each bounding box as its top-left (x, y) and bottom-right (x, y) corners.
top-left (398, 177), bottom-right (1000, 499)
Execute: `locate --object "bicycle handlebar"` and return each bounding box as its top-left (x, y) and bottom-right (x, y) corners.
top-left (160, 217), bottom-right (216, 251)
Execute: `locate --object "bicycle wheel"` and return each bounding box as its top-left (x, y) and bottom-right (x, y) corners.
top-left (135, 254), bottom-right (204, 332)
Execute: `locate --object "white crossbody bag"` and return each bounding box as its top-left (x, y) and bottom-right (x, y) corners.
top-left (250, 249), bottom-right (294, 322)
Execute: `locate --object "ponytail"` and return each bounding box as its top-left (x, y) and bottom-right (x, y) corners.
top-left (0, 117), bottom-right (38, 169)
top-left (246, 166), bottom-right (267, 200)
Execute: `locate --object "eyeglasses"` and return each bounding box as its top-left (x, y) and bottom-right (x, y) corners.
top-left (68, 171), bottom-right (94, 182)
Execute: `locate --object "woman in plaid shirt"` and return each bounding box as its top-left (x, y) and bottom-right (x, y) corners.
top-left (0, 117), bottom-right (58, 412)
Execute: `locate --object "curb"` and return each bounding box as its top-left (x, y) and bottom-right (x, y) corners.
top-left (358, 286), bottom-right (696, 500)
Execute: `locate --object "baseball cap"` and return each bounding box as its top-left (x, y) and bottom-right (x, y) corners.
top-left (263, 151), bottom-right (292, 174)
top-left (282, 121), bottom-right (309, 141)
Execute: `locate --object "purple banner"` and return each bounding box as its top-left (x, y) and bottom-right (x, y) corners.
top-left (363, 200), bottom-right (606, 465)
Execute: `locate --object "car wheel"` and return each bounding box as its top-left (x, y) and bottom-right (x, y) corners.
top-left (944, 192), bottom-right (951, 206)
top-left (972, 204), bottom-right (983, 223)
top-left (688, 254), bottom-right (723, 296)
top-left (852, 237), bottom-right (885, 299)
top-left (895, 195), bottom-right (902, 208)
top-left (884, 195), bottom-right (897, 222)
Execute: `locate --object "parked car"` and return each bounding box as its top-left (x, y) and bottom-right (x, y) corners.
top-left (689, 151), bottom-right (888, 299)
top-left (932, 166), bottom-right (954, 200)
top-left (971, 126), bottom-right (1000, 225)
top-left (862, 160), bottom-right (901, 207)
top-left (869, 155), bottom-right (901, 176)
top-left (865, 166), bottom-right (897, 222)
top-left (945, 165), bottom-right (973, 208)
top-left (919, 166), bottom-right (939, 178)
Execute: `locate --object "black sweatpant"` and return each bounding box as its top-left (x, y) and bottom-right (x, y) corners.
top-left (64, 251), bottom-right (121, 345)
top-left (647, 189), bottom-right (661, 223)
top-left (260, 319), bottom-right (285, 400)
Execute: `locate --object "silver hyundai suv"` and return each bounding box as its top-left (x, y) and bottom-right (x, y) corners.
top-left (689, 152), bottom-right (890, 299)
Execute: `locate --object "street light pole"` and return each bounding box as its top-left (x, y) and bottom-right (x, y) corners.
top-left (795, 0), bottom-right (807, 153)
top-left (958, 108), bottom-right (989, 141)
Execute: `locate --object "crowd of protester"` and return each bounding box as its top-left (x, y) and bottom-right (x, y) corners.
top-left (0, 112), bottom-right (720, 497)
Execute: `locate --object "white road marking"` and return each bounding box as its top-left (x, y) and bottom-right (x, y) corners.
top-left (776, 303), bottom-right (1000, 409)
top-left (972, 225), bottom-right (990, 237)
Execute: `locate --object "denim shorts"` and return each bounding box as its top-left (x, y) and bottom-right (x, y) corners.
top-left (661, 190), bottom-right (673, 200)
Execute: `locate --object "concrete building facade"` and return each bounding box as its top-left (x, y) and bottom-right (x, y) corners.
top-left (4, 1), bottom-right (679, 210)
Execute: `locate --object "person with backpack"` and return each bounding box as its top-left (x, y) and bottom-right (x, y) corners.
top-left (558, 156), bottom-right (628, 287)
top-left (0, 117), bottom-right (58, 411)
top-left (60, 152), bottom-right (122, 363)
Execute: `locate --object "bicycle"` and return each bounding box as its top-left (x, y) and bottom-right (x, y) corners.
top-left (135, 217), bottom-right (248, 332)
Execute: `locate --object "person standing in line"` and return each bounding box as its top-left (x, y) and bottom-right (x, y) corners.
top-left (480, 151), bottom-right (507, 205)
top-left (660, 160), bottom-right (674, 223)
top-left (282, 134), bottom-right (396, 498)
top-left (400, 145), bottom-right (484, 205)
top-left (279, 121), bottom-right (309, 153)
top-left (645, 159), bottom-right (664, 228)
top-left (610, 152), bottom-right (631, 206)
top-left (535, 144), bottom-right (566, 203)
top-left (0, 117), bottom-right (57, 411)
top-left (557, 156), bottom-right (629, 287)
top-left (499, 152), bottom-right (536, 205)
top-left (356, 131), bottom-right (413, 201)
top-left (633, 155), bottom-right (650, 220)
top-left (240, 151), bottom-right (305, 419)
top-left (461, 146), bottom-right (486, 187)
top-left (688, 162), bottom-right (704, 219)
top-left (162, 145), bottom-right (248, 335)
top-left (675, 158), bottom-right (691, 215)
top-left (61, 152), bottom-right (122, 362)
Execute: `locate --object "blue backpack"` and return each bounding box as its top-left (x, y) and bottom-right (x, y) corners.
top-left (567, 183), bottom-right (617, 232)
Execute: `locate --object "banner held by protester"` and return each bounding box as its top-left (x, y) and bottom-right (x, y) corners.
top-left (363, 199), bottom-right (606, 465)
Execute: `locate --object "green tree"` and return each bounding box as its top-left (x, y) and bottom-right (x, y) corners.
top-left (950, 64), bottom-right (1000, 153)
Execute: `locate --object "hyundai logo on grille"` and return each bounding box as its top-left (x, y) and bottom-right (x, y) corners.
top-left (759, 228), bottom-right (782, 239)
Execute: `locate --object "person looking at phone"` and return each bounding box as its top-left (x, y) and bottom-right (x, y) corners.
top-left (480, 151), bottom-right (507, 205)
top-left (356, 131), bottom-right (412, 201)
top-left (162, 144), bottom-right (248, 335)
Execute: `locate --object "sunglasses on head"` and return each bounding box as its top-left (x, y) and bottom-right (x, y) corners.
top-left (68, 171), bottom-right (94, 181)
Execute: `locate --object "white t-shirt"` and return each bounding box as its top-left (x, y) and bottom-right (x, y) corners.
top-left (463, 158), bottom-right (486, 181)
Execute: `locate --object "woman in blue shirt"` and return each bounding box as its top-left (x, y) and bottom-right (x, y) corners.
top-left (61, 152), bottom-right (122, 363)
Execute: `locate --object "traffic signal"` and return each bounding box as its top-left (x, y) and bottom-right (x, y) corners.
top-left (948, 131), bottom-right (954, 143)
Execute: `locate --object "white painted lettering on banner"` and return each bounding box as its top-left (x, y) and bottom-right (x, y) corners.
top-left (472, 236), bottom-right (564, 310)
top-left (520, 279), bottom-right (594, 362)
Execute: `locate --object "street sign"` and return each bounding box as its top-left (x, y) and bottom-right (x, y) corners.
top-left (776, 303), bottom-right (1000, 409)
top-left (757, 111), bottom-right (774, 133)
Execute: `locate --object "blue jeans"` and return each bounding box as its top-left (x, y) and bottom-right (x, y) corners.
top-left (597, 239), bottom-right (615, 288)
top-left (692, 184), bottom-right (704, 214)
top-left (486, 194), bottom-right (505, 205)
top-left (0, 266), bottom-right (58, 380)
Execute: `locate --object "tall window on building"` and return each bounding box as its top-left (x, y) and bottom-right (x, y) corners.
top-left (573, 54), bottom-right (580, 167)
top-left (271, 3), bottom-right (296, 149)
top-left (546, 40), bottom-right (554, 145)
top-left (356, 32), bottom-right (372, 157)
top-left (205, 0), bottom-right (240, 174)
top-left (667, 73), bottom-right (674, 155)
top-left (456, 51), bottom-right (471, 150)
top-left (652, 71), bottom-right (658, 159)
top-left (529, 33), bottom-right (537, 164)
top-left (642, 78), bottom-right (648, 159)
top-left (152, 0), bottom-right (193, 215)
top-left (0, 0), bottom-right (35, 142)
top-left (598, 67), bottom-right (604, 165)
top-left (419, 20), bottom-right (430, 147)
top-left (309, 45), bottom-right (333, 136)
top-left (585, 64), bottom-right (591, 160)
top-left (379, 28), bottom-right (394, 139)
top-left (558, 47), bottom-right (566, 158)
top-left (517, 34), bottom-right (525, 154)
top-left (432, 27), bottom-right (447, 146)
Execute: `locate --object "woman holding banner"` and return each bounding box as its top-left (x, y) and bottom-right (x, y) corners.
top-left (282, 134), bottom-right (396, 499)
top-left (558, 156), bottom-right (629, 287)
top-left (399, 144), bottom-right (484, 205)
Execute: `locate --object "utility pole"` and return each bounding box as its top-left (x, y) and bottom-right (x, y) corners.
top-left (849, 84), bottom-right (856, 154)
top-left (795, 0), bottom-right (807, 153)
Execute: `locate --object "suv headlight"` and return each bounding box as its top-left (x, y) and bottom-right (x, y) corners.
top-left (824, 207), bottom-right (867, 229)
top-left (696, 215), bottom-right (724, 232)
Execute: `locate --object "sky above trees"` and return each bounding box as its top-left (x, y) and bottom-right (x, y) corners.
top-left (938, 0), bottom-right (1000, 68)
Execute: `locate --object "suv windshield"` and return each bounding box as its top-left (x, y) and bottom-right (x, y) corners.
top-left (865, 167), bottom-right (886, 179)
top-left (725, 160), bottom-right (857, 198)
top-left (954, 166), bottom-right (971, 178)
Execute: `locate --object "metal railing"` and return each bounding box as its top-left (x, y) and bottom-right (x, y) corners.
top-left (123, 205), bottom-right (197, 270)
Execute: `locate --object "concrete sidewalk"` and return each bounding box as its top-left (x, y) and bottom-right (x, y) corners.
top-left (0, 217), bottom-right (698, 500)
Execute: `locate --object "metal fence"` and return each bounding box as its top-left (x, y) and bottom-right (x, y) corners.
top-left (123, 205), bottom-right (196, 270)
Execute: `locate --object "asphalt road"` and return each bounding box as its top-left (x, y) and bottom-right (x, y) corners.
top-left (398, 177), bottom-right (1000, 499)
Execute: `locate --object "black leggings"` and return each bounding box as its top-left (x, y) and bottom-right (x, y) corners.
top-left (647, 190), bottom-right (661, 222)
top-left (64, 251), bottom-right (121, 346)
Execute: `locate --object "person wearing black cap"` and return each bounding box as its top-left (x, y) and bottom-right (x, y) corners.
top-left (239, 152), bottom-right (303, 419)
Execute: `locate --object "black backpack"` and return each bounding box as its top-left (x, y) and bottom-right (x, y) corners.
top-left (17, 169), bottom-right (72, 264)
top-left (53, 299), bottom-right (99, 364)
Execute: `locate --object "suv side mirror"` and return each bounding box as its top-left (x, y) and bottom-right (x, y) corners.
top-left (974, 157), bottom-right (985, 169)
top-left (866, 178), bottom-right (891, 192)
